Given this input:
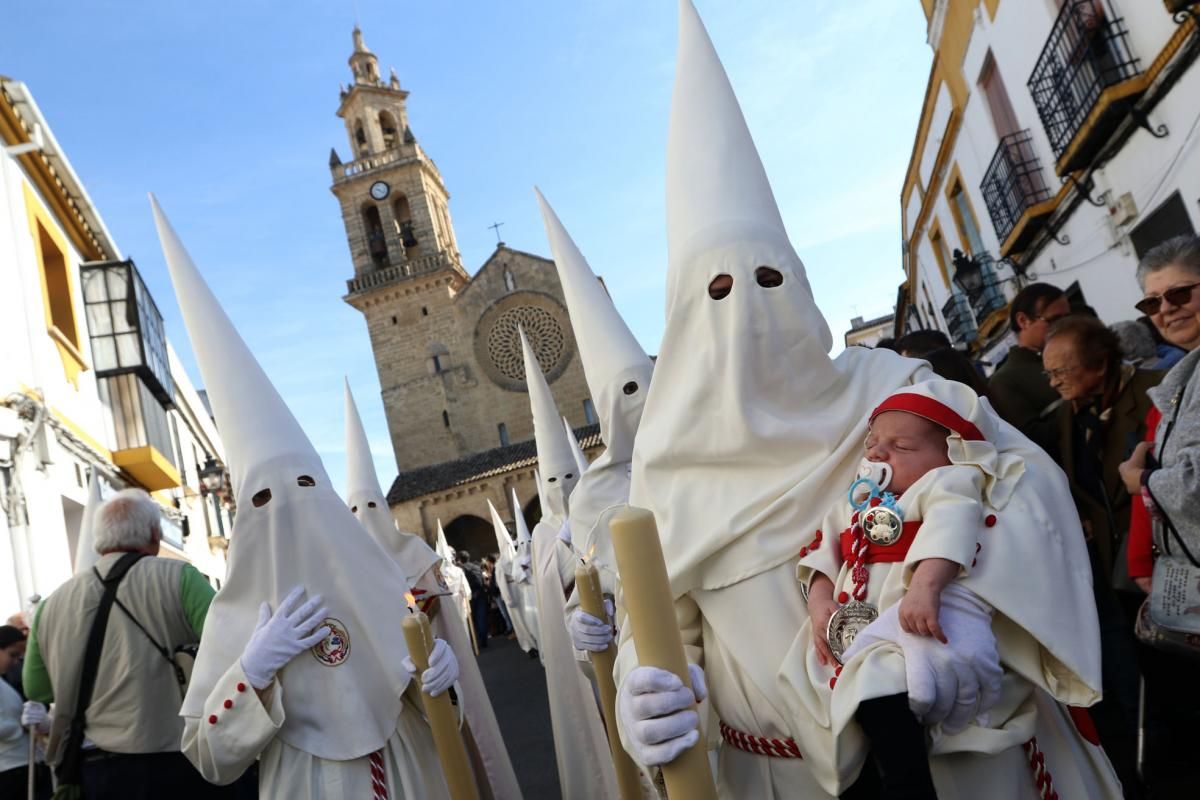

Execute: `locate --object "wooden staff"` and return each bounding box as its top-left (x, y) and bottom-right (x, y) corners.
top-left (576, 559), bottom-right (644, 800)
top-left (610, 507), bottom-right (718, 800)
top-left (402, 596), bottom-right (480, 800)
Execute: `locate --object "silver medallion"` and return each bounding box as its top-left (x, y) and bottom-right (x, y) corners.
top-left (827, 601), bottom-right (879, 665)
top-left (861, 506), bottom-right (903, 546)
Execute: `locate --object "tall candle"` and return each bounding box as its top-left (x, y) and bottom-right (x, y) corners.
top-left (401, 602), bottom-right (480, 800)
top-left (575, 560), bottom-right (644, 800)
top-left (609, 507), bottom-right (718, 800)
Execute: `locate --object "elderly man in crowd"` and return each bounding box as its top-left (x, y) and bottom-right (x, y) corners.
top-left (988, 282), bottom-right (1072, 452)
top-left (22, 489), bottom-right (233, 798)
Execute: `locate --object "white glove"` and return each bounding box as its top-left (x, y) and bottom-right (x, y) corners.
top-left (617, 664), bottom-right (707, 766)
top-left (845, 583), bottom-right (1002, 734)
top-left (21, 701), bottom-right (51, 734)
top-left (240, 585), bottom-right (330, 690)
top-left (404, 638), bottom-right (459, 697)
top-left (570, 609), bottom-right (613, 652)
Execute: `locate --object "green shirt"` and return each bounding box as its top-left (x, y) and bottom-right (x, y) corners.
top-left (23, 562), bottom-right (215, 704)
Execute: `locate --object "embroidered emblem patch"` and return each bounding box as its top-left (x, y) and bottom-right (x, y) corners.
top-left (311, 618), bottom-right (350, 666)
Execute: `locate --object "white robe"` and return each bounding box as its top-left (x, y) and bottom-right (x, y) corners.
top-left (532, 519), bottom-right (619, 800)
top-left (182, 661), bottom-right (449, 799)
top-left (416, 569), bottom-right (523, 800)
top-left (782, 465), bottom-right (1122, 798)
top-left (497, 561), bottom-right (536, 653)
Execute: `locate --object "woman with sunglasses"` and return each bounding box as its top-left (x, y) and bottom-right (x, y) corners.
top-left (1118, 233), bottom-right (1200, 797)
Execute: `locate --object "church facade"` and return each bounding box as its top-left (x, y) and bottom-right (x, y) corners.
top-left (329, 30), bottom-right (597, 555)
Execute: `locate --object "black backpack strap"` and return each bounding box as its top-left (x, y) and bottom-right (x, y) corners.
top-left (112, 596), bottom-right (188, 689)
top-left (55, 551), bottom-right (146, 786)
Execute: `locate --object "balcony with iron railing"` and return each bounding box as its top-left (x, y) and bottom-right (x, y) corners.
top-left (1028, 0), bottom-right (1143, 175)
top-left (980, 130), bottom-right (1057, 257)
top-left (964, 254), bottom-right (1008, 324)
top-left (941, 292), bottom-right (978, 347)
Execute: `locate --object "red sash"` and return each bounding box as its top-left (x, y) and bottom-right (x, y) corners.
top-left (839, 520), bottom-right (923, 565)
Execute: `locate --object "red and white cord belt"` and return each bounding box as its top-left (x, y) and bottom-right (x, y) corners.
top-left (368, 749), bottom-right (389, 800)
top-left (718, 720), bottom-right (804, 759)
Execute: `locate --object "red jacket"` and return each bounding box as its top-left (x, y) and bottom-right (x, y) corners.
top-left (1127, 405), bottom-right (1163, 579)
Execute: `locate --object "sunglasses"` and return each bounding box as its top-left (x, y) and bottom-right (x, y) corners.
top-left (1135, 281), bottom-right (1200, 316)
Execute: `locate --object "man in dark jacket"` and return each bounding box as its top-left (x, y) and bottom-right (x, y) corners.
top-left (459, 551), bottom-right (489, 649)
top-left (988, 282), bottom-right (1071, 453)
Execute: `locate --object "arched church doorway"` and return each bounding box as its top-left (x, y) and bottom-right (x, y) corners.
top-left (521, 496), bottom-right (542, 532)
top-left (444, 514), bottom-right (495, 561)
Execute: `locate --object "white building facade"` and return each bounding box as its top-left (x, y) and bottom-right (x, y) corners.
top-left (898, 0), bottom-right (1200, 363)
top-left (0, 79), bottom-right (233, 619)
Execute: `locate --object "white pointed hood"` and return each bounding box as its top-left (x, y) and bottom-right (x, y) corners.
top-left (519, 326), bottom-right (578, 523)
top-left (563, 417), bottom-right (590, 477)
top-left (628, 3), bottom-right (928, 595)
top-left (510, 487), bottom-right (534, 580)
top-left (73, 471), bottom-right (103, 575)
top-left (435, 519), bottom-right (454, 561)
top-left (344, 379), bottom-right (438, 585)
top-left (154, 195), bottom-right (415, 761)
top-left (511, 487), bottom-right (532, 547)
top-left (487, 500), bottom-right (518, 567)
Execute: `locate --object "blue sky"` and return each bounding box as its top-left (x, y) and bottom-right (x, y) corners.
top-left (5, 0), bottom-right (932, 493)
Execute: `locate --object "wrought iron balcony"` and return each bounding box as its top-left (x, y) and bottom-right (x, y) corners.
top-left (1028, 0), bottom-right (1142, 173)
top-left (941, 292), bottom-right (978, 347)
top-left (966, 254), bottom-right (1008, 323)
top-left (980, 130), bottom-right (1055, 254)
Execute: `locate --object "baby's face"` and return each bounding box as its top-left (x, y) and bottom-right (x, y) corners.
top-left (864, 410), bottom-right (952, 494)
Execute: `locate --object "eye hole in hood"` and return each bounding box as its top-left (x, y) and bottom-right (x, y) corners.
top-left (622, 381), bottom-right (639, 396)
top-left (755, 266), bottom-right (783, 288)
top-left (252, 488), bottom-right (272, 507)
top-left (297, 475), bottom-right (316, 487)
top-left (708, 274), bottom-right (733, 300)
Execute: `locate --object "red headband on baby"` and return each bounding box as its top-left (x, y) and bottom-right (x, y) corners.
top-left (870, 392), bottom-right (986, 442)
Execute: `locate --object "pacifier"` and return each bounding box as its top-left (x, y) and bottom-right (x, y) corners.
top-left (851, 459), bottom-right (892, 504)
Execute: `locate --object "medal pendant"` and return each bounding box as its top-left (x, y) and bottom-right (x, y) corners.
top-left (862, 506), bottom-right (903, 546)
top-left (827, 601), bottom-right (879, 665)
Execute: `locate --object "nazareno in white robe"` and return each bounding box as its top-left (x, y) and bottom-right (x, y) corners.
top-left (532, 518), bottom-right (620, 800)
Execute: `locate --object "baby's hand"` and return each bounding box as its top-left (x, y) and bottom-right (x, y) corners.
top-left (899, 584), bottom-right (948, 643)
top-left (806, 574), bottom-right (841, 666)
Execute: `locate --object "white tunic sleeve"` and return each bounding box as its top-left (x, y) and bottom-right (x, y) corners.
top-left (181, 660), bottom-right (285, 785)
top-left (901, 464), bottom-right (989, 582)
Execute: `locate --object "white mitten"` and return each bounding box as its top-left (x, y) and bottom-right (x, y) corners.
top-left (617, 664), bottom-right (706, 766)
top-left (21, 701), bottom-right (51, 734)
top-left (404, 638), bottom-right (459, 697)
top-left (240, 586), bottom-right (331, 690)
top-left (844, 583), bottom-right (1001, 734)
top-left (569, 609), bottom-right (613, 652)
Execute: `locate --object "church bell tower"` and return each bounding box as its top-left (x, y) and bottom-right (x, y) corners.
top-left (330, 27), bottom-right (471, 470)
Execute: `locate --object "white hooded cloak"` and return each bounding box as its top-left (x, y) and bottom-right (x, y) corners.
top-left (520, 329), bottom-right (618, 800)
top-left (155, 196), bottom-right (447, 799)
top-left (613, 4), bottom-right (926, 797)
top-left (72, 471), bottom-right (103, 575)
top-left (346, 382), bottom-right (522, 799)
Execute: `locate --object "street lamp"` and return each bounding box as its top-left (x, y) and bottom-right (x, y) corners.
top-left (951, 249), bottom-right (985, 298)
top-left (197, 456), bottom-right (230, 539)
top-left (198, 456), bottom-right (226, 495)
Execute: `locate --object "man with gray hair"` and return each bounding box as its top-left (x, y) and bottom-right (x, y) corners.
top-left (21, 489), bottom-right (234, 798)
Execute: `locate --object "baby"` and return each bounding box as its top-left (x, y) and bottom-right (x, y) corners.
top-left (806, 407), bottom-right (962, 665)
top-left (798, 384), bottom-right (1002, 798)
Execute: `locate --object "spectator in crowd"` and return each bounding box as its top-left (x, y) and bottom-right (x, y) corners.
top-left (1139, 314), bottom-right (1187, 371)
top-left (1112, 319), bottom-right (1161, 367)
top-left (1043, 315), bottom-right (1161, 794)
top-left (21, 489), bottom-right (242, 798)
top-left (893, 328), bottom-right (951, 357)
top-left (1, 625), bottom-right (50, 799)
top-left (873, 337), bottom-right (897, 351)
top-left (484, 554), bottom-right (514, 637)
top-left (989, 282), bottom-right (1072, 453)
top-left (1118, 233), bottom-right (1200, 797)
top-left (459, 550), bottom-right (490, 649)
